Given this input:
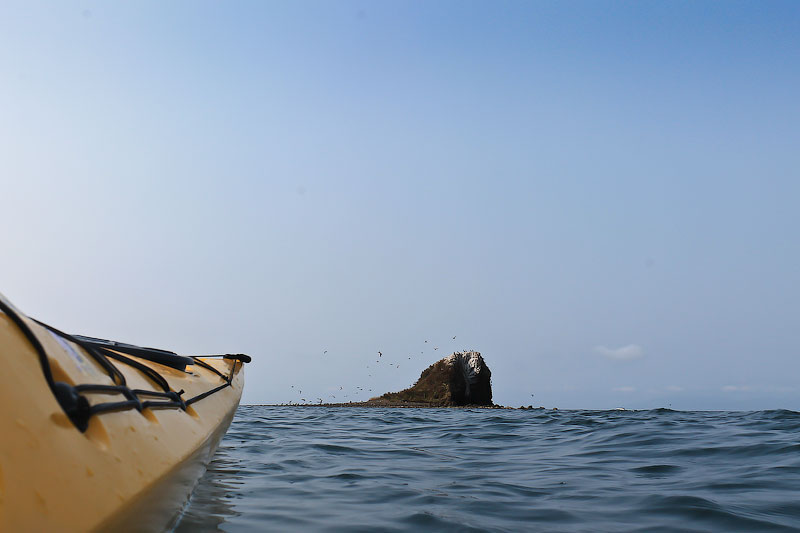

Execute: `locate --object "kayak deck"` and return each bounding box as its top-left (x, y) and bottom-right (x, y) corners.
top-left (0, 295), bottom-right (247, 532)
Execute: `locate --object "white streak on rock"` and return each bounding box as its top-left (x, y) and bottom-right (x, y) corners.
top-left (444, 351), bottom-right (483, 397)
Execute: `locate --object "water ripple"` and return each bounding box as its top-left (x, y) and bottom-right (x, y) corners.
top-left (174, 407), bottom-right (800, 532)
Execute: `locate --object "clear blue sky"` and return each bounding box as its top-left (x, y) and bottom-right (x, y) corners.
top-left (2, 1), bottom-right (798, 409)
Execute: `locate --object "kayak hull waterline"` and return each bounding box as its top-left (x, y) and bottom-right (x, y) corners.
top-left (0, 294), bottom-right (247, 532)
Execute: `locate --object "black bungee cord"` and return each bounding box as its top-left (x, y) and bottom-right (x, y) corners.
top-left (0, 298), bottom-right (250, 432)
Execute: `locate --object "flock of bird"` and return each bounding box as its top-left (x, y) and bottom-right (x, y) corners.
top-left (286, 336), bottom-right (461, 405)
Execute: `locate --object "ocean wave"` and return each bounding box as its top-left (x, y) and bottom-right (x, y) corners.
top-left (175, 406), bottom-right (800, 532)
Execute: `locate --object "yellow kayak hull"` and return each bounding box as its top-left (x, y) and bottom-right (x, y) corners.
top-left (0, 295), bottom-right (245, 532)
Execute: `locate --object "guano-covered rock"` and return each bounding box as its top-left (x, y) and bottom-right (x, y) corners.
top-left (376, 351), bottom-right (492, 406)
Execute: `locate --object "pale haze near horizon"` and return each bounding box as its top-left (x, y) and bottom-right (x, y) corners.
top-left (1, 2), bottom-right (798, 410)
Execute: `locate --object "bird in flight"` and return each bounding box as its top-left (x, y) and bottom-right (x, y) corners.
top-left (452, 336), bottom-right (456, 339)
top-left (434, 347), bottom-right (439, 350)
top-left (323, 350), bottom-right (327, 354)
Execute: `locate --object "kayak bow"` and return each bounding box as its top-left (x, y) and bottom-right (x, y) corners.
top-left (0, 293), bottom-right (248, 532)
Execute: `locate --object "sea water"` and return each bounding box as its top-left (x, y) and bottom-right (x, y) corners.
top-left (174, 406), bottom-right (800, 532)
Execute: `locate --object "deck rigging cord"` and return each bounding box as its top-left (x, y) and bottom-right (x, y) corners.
top-left (0, 298), bottom-right (250, 432)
